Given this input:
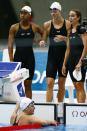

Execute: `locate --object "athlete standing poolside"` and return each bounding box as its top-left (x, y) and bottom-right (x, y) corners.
top-left (62, 9), bottom-right (87, 103)
top-left (40, 2), bottom-right (71, 102)
top-left (8, 6), bottom-right (43, 99)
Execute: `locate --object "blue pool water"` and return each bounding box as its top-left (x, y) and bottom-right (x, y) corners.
top-left (13, 125), bottom-right (87, 131)
top-left (0, 123), bottom-right (87, 131)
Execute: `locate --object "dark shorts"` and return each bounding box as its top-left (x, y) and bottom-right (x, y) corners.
top-left (46, 55), bottom-right (67, 79)
top-left (68, 65), bottom-right (86, 82)
top-left (14, 52), bottom-right (35, 80)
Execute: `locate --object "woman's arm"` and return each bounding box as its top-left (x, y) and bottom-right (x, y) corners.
top-left (62, 34), bottom-right (70, 76)
top-left (62, 20), bottom-right (71, 75)
top-left (39, 21), bottom-right (51, 47)
top-left (8, 24), bottom-right (16, 61)
top-left (75, 33), bottom-right (87, 70)
top-left (79, 33), bottom-right (87, 61)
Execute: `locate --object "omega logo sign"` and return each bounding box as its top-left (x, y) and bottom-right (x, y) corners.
top-left (72, 111), bottom-right (87, 117)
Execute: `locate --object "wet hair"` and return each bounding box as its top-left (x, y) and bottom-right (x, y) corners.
top-left (70, 9), bottom-right (82, 23)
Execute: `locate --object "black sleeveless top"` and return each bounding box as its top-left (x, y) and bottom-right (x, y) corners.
top-left (49, 20), bottom-right (67, 37)
top-left (15, 24), bottom-right (35, 54)
top-left (68, 32), bottom-right (84, 66)
top-left (48, 20), bottom-right (67, 55)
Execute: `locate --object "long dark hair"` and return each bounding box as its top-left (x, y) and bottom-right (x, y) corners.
top-left (70, 9), bottom-right (82, 23)
top-left (69, 9), bottom-right (82, 33)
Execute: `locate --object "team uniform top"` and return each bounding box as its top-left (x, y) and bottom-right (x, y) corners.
top-left (14, 24), bottom-right (35, 80)
top-left (46, 20), bottom-right (68, 79)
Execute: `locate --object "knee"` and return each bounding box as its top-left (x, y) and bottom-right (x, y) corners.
top-left (47, 80), bottom-right (54, 89)
top-left (58, 80), bottom-right (65, 90)
top-left (75, 82), bottom-right (84, 91)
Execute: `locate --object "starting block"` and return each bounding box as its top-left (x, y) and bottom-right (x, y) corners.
top-left (0, 62), bottom-right (29, 102)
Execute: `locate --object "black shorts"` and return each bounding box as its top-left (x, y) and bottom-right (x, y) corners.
top-left (14, 52), bottom-right (35, 80)
top-left (46, 54), bottom-right (67, 79)
top-left (68, 65), bottom-right (86, 82)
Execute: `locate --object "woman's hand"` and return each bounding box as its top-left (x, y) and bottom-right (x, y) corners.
top-left (75, 61), bottom-right (82, 71)
top-left (54, 35), bottom-right (66, 42)
top-left (39, 40), bottom-right (46, 47)
top-left (62, 64), bottom-right (66, 76)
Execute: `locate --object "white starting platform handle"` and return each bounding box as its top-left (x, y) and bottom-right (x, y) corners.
top-left (9, 68), bottom-right (29, 82)
top-left (0, 68), bottom-right (29, 102)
